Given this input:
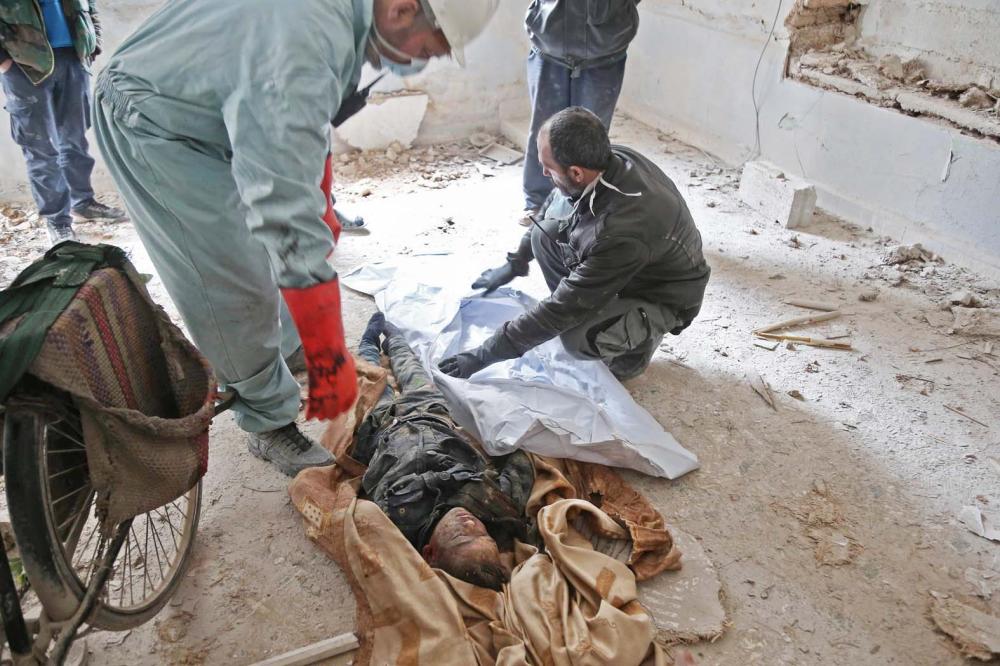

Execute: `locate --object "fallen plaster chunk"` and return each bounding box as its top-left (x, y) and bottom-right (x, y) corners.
top-left (958, 87), bottom-right (995, 110)
top-left (637, 528), bottom-right (726, 644)
top-left (882, 243), bottom-right (940, 265)
top-left (948, 290), bottom-right (983, 308)
top-left (335, 92), bottom-right (429, 151)
top-left (958, 506), bottom-right (1000, 542)
top-left (930, 594), bottom-right (1000, 660)
top-left (952, 307), bottom-right (1000, 338)
top-left (738, 161), bottom-right (816, 229)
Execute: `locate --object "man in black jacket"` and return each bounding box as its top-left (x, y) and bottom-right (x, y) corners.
top-left (519, 0), bottom-right (640, 227)
top-left (441, 107), bottom-right (710, 381)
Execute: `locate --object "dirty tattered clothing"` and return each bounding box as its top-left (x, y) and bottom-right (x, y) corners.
top-left (354, 329), bottom-right (535, 550)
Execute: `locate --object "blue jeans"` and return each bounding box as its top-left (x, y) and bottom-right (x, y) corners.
top-left (1, 49), bottom-right (95, 226)
top-left (522, 50), bottom-right (627, 210)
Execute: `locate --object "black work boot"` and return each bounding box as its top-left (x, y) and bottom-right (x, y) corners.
top-left (71, 199), bottom-right (128, 221)
top-left (246, 423), bottom-right (334, 477)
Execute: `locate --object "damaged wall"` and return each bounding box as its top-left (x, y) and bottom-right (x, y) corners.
top-left (0, 1), bottom-right (529, 195)
top-left (618, 0), bottom-right (1000, 277)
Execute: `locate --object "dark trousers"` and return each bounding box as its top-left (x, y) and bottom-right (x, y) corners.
top-left (357, 326), bottom-right (445, 419)
top-left (530, 217), bottom-right (676, 380)
top-left (522, 50), bottom-right (627, 211)
top-left (1, 49), bottom-right (95, 226)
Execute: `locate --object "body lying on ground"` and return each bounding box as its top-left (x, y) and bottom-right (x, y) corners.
top-left (440, 106), bottom-right (711, 382)
top-left (353, 312), bottom-right (534, 589)
top-left (290, 312), bottom-right (685, 664)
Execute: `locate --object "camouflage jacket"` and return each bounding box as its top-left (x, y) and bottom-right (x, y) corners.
top-left (0, 0), bottom-right (101, 84)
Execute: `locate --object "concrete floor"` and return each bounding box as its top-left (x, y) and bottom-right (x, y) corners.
top-left (2, 115), bottom-right (999, 665)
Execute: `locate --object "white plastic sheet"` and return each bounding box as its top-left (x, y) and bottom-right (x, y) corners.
top-left (342, 255), bottom-right (699, 479)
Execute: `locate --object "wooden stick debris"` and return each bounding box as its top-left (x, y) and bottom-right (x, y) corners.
top-left (943, 404), bottom-right (990, 429)
top-left (754, 310), bottom-right (842, 334)
top-left (250, 633), bottom-right (359, 666)
top-left (755, 332), bottom-right (853, 350)
top-left (751, 375), bottom-right (777, 411)
top-left (782, 299), bottom-right (840, 312)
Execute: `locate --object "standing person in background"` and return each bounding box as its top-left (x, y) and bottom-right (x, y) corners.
top-left (519, 0), bottom-right (640, 227)
top-left (0, 0), bottom-right (126, 245)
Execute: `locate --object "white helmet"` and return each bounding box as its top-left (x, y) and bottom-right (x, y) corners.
top-left (422, 0), bottom-right (500, 67)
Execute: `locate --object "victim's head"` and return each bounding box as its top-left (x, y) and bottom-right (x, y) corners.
top-left (422, 507), bottom-right (507, 590)
top-left (537, 106), bottom-right (611, 198)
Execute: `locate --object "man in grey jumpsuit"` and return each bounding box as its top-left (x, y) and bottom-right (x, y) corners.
top-left (92, 0), bottom-right (499, 476)
top-left (440, 107), bottom-right (710, 381)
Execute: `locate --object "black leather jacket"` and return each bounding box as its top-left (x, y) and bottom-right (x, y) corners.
top-left (487, 145), bottom-right (711, 359)
top-left (525, 0), bottom-right (640, 72)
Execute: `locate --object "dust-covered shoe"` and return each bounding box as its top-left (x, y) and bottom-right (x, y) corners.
top-left (246, 423), bottom-right (334, 477)
top-left (46, 220), bottom-right (78, 246)
top-left (334, 206), bottom-right (369, 235)
top-left (71, 199), bottom-right (127, 221)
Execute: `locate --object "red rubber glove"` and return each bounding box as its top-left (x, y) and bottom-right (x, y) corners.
top-left (321, 153), bottom-right (342, 245)
top-left (281, 278), bottom-right (357, 420)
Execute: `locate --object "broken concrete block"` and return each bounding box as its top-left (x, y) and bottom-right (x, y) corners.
top-left (959, 86), bottom-right (995, 110)
top-left (948, 290), bottom-right (983, 308)
top-left (930, 594), bottom-right (1000, 660)
top-left (335, 92), bottom-right (429, 151)
top-left (952, 307), bottom-right (1000, 337)
top-left (738, 161), bottom-right (817, 229)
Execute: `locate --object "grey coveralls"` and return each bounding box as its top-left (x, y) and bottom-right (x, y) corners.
top-left (91, 0), bottom-right (373, 432)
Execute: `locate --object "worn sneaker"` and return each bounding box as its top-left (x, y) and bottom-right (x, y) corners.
top-left (46, 220), bottom-right (78, 246)
top-left (246, 423), bottom-right (334, 477)
top-left (518, 208), bottom-right (539, 227)
top-left (71, 199), bottom-right (127, 221)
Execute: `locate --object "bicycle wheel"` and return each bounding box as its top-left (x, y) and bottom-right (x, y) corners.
top-left (3, 392), bottom-right (201, 630)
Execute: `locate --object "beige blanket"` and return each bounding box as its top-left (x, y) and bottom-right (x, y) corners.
top-left (289, 357), bottom-right (683, 665)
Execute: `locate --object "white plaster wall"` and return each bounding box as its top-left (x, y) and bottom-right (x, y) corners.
top-left (618, 0), bottom-right (1000, 277)
top-left (859, 0), bottom-right (1000, 85)
top-left (0, 0), bottom-right (529, 196)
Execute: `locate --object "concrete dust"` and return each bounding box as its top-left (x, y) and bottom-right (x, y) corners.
top-left (2, 114), bottom-right (999, 665)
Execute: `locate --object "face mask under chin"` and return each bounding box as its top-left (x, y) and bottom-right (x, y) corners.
top-left (368, 26), bottom-right (430, 77)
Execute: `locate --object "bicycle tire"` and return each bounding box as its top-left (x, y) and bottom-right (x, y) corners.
top-left (3, 395), bottom-right (201, 630)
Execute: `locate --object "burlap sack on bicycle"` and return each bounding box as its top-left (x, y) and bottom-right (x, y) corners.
top-left (28, 266), bottom-right (215, 530)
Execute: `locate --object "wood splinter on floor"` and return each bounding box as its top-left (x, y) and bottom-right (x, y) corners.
top-left (751, 374), bottom-right (778, 411)
top-left (249, 633), bottom-right (358, 666)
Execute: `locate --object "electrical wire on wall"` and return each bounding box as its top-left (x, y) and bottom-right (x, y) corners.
top-left (750, 0), bottom-right (785, 160)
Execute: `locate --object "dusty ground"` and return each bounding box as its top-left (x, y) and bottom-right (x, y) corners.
top-left (2, 115), bottom-right (999, 665)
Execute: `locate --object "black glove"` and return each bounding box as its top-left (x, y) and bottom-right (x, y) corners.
top-left (472, 260), bottom-right (528, 294)
top-left (472, 232), bottom-right (534, 294)
top-left (438, 346), bottom-right (496, 379)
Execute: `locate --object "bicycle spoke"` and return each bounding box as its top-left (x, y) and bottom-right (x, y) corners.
top-left (57, 486), bottom-right (94, 546)
top-left (47, 463), bottom-right (88, 482)
top-left (134, 522), bottom-right (153, 601)
top-left (52, 483), bottom-right (90, 508)
top-left (155, 506), bottom-right (182, 550)
top-left (46, 424), bottom-right (85, 449)
top-left (148, 513), bottom-right (169, 587)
